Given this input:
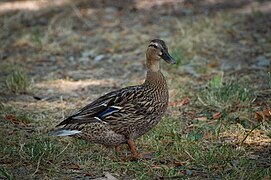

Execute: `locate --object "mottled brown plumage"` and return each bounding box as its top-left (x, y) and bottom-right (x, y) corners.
top-left (50, 39), bottom-right (175, 158)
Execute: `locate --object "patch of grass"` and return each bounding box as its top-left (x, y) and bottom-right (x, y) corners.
top-left (198, 76), bottom-right (255, 111)
top-left (196, 76), bottom-right (257, 129)
top-left (0, 166), bottom-right (14, 180)
top-left (0, 106), bottom-right (34, 125)
top-left (186, 129), bottom-right (204, 141)
top-left (5, 69), bottom-right (32, 95)
top-left (267, 131), bottom-right (271, 138)
top-left (171, 48), bottom-right (184, 66)
top-left (173, 14), bottom-right (233, 62)
top-left (0, 103), bottom-right (269, 179)
top-left (140, 116), bottom-right (270, 179)
top-left (209, 74), bottom-right (223, 89)
top-left (21, 136), bottom-right (63, 163)
top-left (0, 123), bottom-right (70, 178)
top-left (32, 30), bottom-right (43, 50)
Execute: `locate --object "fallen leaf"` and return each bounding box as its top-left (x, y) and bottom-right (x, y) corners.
top-left (168, 97), bottom-right (190, 107)
top-left (4, 114), bottom-right (28, 126)
top-left (105, 47), bottom-right (114, 53)
top-left (85, 172), bottom-right (93, 177)
top-left (263, 176), bottom-right (270, 180)
top-left (208, 60), bottom-right (219, 68)
top-left (255, 110), bottom-right (271, 121)
top-left (174, 161), bottom-right (183, 167)
top-left (212, 112), bottom-right (222, 119)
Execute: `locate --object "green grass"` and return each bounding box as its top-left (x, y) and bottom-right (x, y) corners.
top-left (171, 48), bottom-right (184, 66)
top-left (0, 166), bottom-right (15, 180)
top-left (198, 75), bottom-right (255, 112)
top-left (0, 88), bottom-right (270, 179)
top-left (5, 69), bottom-right (32, 95)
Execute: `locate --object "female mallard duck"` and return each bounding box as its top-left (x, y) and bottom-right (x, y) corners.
top-left (50, 39), bottom-right (175, 158)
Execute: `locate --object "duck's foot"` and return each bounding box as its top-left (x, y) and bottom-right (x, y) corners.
top-left (127, 140), bottom-right (154, 161)
top-left (129, 153), bottom-right (142, 161)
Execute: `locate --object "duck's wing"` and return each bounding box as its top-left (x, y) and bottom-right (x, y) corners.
top-left (55, 85), bottom-right (144, 128)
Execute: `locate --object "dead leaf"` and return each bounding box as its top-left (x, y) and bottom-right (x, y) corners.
top-left (168, 97), bottom-right (190, 107)
top-left (4, 114), bottom-right (28, 126)
top-left (174, 161), bottom-right (183, 167)
top-left (85, 172), bottom-right (93, 177)
top-left (195, 117), bottom-right (208, 121)
top-left (263, 176), bottom-right (270, 180)
top-left (255, 110), bottom-right (271, 121)
top-left (105, 47), bottom-right (114, 53)
top-left (120, 28), bottom-right (128, 36)
top-left (69, 163), bottom-right (81, 170)
top-left (212, 112), bottom-right (222, 120)
top-left (208, 60), bottom-right (219, 68)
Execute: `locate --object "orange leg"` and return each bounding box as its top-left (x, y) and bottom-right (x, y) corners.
top-left (127, 140), bottom-right (142, 159)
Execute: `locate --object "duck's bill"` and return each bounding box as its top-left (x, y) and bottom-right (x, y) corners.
top-left (161, 49), bottom-right (176, 64)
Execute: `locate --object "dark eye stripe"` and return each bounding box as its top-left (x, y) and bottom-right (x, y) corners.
top-left (149, 44), bottom-right (158, 48)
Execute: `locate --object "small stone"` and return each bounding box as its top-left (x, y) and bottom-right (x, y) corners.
top-left (47, 89), bottom-right (55, 94)
top-left (37, 17), bottom-right (48, 26)
top-left (185, 169), bottom-right (193, 175)
top-left (81, 50), bottom-right (95, 58)
top-left (104, 7), bottom-right (118, 20)
top-left (94, 55), bottom-right (105, 62)
top-left (49, 56), bottom-right (56, 62)
top-left (256, 56), bottom-right (270, 67)
top-left (69, 56), bottom-right (75, 61)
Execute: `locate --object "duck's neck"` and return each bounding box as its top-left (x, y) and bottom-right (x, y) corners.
top-left (143, 70), bottom-right (169, 104)
top-left (143, 70), bottom-right (167, 88)
top-left (146, 60), bottom-right (160, 72)
top-left (144, 57), bottom-right (166, 86)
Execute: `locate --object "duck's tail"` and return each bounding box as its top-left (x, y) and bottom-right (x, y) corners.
top-left (48, 129), bottom-right (81, 136)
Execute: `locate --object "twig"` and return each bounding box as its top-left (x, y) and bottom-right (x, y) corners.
top-left (241, 122), bottom-right (263, 145)
top-left (184, 150), bottom-right (195, 161)
top-left (70, 3), bottom-right (92, 28)
top-left (57, 142), bottom-right (70, 157)
top-left (197, 95), bottom-right (208, 107)
top-left (32, 152), bottom-right (45, 176)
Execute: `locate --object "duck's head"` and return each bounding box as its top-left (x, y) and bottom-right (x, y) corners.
top-left (146, 39), bottom-right (176, 72)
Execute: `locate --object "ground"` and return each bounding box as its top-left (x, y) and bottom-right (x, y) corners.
top-left (0, 0), bottom-right (270, 179)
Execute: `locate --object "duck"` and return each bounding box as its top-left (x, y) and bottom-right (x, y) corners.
top-left (49, 39), bottom-right (176, 158)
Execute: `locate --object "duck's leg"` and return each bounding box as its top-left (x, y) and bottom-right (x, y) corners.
top-left (127, 140), bottom-right (142, 159)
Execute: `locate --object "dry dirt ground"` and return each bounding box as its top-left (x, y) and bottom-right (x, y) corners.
top-left (0, 0), bottom-right (270, 179)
